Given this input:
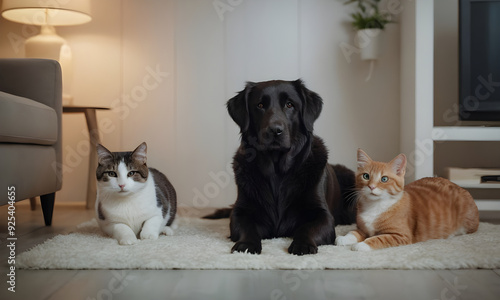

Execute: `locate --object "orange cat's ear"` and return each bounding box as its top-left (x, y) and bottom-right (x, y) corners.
top-left (357, 148), bottom-right (372, 169)
top-left (390, 154), bottom-right (407, 176)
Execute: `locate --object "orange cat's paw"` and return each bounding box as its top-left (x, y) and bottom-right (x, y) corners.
top-left (335, 233), bottom-right (358, 246)
top-left (352, 242), bottom-right (372, 251)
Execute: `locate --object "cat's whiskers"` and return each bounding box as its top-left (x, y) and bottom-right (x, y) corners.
top-left (344, 188), bottom-right (359, 213)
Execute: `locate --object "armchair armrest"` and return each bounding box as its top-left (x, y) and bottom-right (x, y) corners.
top-left (0, 58), bottom-right (62, 112)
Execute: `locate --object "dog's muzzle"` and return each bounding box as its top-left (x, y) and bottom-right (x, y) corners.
top-left (259, 121), bottom-right (290, 151)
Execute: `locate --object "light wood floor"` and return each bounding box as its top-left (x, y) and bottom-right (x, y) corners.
top-left (1, 202), bottom-right (499, 300)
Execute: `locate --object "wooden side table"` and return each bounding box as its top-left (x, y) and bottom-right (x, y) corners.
top-left (63, 106), bottom-right (111, 209)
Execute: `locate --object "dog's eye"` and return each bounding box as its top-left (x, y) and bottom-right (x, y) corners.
top-left (285, 102), bottom-right (294, 109)
top-left (257, 103), bottom-right (264, 109)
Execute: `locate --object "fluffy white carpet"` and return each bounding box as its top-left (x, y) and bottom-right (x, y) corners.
top-left (17, 217), bottom-right (500, 270)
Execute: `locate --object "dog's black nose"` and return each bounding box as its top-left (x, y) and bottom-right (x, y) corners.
top-left (269, 124), bottom-right (284, 136)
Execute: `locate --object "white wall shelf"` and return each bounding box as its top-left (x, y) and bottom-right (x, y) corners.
top-left (476, 200), bottom-right (500, 211)
top-left (451, 180), bottom-right (500, 189)
top-left (433, 126), bottom-right (500, 141)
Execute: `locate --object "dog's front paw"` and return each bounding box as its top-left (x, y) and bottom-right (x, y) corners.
top-left (231, 241), bottom-right (262, 254)
top-left (288, 241), bottom-right (318, 255)
top-left (352, 242), bottom-right (372, 251)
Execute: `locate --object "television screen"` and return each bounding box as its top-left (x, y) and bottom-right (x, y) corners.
top-left (459, 0), bottom-right (500, 121)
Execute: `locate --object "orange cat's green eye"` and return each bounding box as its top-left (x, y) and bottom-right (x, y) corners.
top-left (362, 173), bottom-right (370, 180)
top-left (381, 176), bottom-right (389, 183)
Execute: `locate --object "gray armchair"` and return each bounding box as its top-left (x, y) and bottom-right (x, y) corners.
top-left (0, 58), bottom-right (63, 226)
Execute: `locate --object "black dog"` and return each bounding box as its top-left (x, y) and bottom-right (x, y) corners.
top-left (205, 79), bottom-right (356, 255)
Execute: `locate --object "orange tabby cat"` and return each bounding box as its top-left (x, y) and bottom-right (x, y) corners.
top-left (335, 149), bottom-right (479, 251)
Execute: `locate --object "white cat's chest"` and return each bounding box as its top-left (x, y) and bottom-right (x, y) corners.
top-left (359, 194), bottom-right (402, 236)
top-left (97, 177), bottom-right (159, 235)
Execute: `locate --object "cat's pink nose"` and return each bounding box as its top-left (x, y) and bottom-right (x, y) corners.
top-left (368, 185), bottom-right (376, 190)
top-left (119, 184), bottom-right (125, 189)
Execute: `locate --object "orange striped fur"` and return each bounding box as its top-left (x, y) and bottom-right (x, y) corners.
top-left (335, 149), bottom-right (479, 251)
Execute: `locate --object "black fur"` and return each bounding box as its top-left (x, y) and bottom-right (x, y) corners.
top-left (213, 79), bottom-right (355, 255)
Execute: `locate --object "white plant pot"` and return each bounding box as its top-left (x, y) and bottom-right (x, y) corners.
top-left (356, 28), bottom-right (383, 61)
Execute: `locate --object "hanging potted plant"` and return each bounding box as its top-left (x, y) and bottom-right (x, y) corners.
top-left (344, 0), bottom-right (393, 61)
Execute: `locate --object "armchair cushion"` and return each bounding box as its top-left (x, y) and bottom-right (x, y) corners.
top-left (0, 91), bottom-right (58, 145)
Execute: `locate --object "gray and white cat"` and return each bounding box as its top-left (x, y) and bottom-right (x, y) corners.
top-left (95, 142), bottom-right (177, 245)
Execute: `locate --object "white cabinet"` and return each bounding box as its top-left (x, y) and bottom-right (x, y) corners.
top-left (400, 1), bottom-right (500, 211)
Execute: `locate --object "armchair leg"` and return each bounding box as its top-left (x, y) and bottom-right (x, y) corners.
top-left (40, 193), bottom-right (55, 226)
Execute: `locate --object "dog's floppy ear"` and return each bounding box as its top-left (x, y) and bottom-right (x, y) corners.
top-left (293, 79), bottom-right (323, 132)
top-left (226, 82), bottom-right (256, 133)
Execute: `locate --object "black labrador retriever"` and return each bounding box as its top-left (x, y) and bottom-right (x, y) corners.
top-left (205, 79), bottom-right (356, 255)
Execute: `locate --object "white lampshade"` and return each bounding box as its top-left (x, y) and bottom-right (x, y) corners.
top-left (1, 0), bottom-right (91, 26)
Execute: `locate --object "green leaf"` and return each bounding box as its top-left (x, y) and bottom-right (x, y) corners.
top-left (343, 0), bottom-right (395, 30)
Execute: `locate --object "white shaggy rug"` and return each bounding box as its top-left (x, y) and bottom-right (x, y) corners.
top-left (17, 217), bottom-right (500, 270)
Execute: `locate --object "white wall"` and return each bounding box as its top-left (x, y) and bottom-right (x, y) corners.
top-left (0, 0), bottom-right (401, 208)
top-left (173, 0), bottom-right (401, 208)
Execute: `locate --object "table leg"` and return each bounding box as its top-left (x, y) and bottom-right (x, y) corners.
top-left (30, 197), bottom-right (37, 210)
top-left (84, 109), bottom-right (100, 209)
